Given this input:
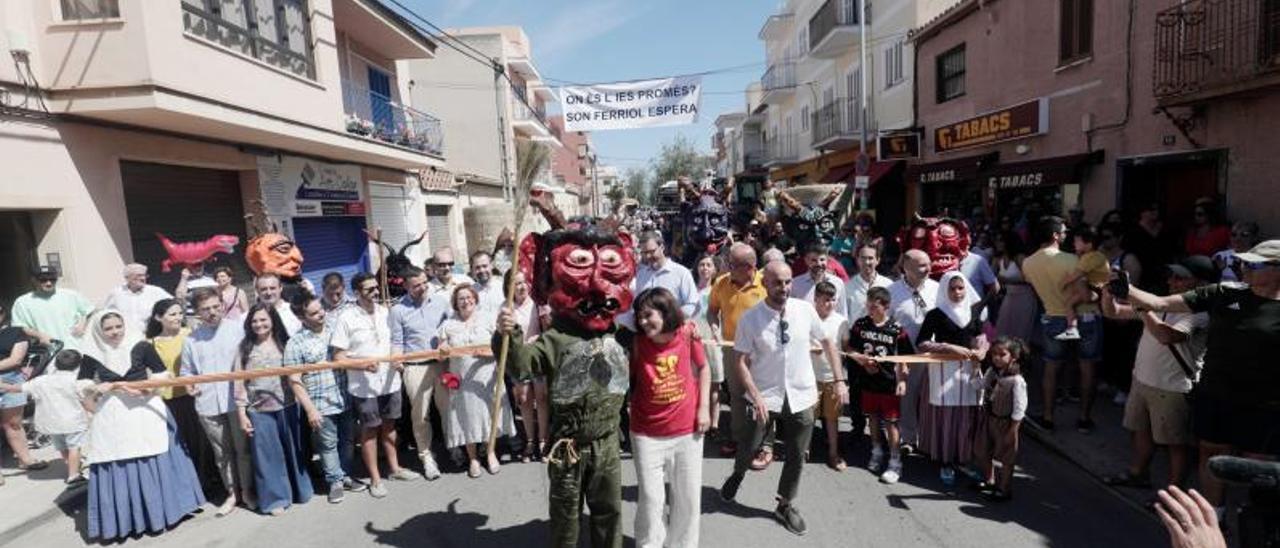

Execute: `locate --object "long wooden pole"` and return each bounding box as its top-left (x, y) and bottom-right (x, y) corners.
top-left (110, 345), bottom-right (492, 390)
top-left (487, 206), bottom-right (528, 451)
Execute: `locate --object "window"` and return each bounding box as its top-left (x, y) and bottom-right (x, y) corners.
top-left (936, 44), bottom-right (966, 103)
top-left (798, 26), bottom-right (809, 56)
top-left (801, 105), bottom-right (810, 132)
top-left (59, 0), bottom-right (120, 19)
top-left (181, 0), bottom-right (315, 79)
top-left (1059, 0), bottom-right (1093, 63)
top-left (884, 40), bottom-right (905, 88)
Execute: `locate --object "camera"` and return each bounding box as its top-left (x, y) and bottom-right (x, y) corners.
top-left (1209, 455), bottom-right (1280, 548)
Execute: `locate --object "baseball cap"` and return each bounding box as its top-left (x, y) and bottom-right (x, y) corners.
top-left (32, 266), bottom-right (60, 280)
top-left (1166, 256), bottom-right (1218, 282)
top-left (1235, 239), bottom-right (1280, 265)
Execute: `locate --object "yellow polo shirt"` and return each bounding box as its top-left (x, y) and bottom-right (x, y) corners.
top-left (709, 271), bottom-right (766, 340)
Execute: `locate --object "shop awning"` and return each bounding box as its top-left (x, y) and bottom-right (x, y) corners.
top-left (905, 152), bottom-right (999, 185)
top-left (981, 150), bottom-right (1104, 190)
top-left (821, 160), bottom-right (904, 187)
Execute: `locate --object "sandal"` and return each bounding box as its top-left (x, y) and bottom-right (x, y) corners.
top-left (467, 460), bottom-right (482, 479)
top-left (1102, 472), bottom-right (1151, 489)
top-left (827, 456), bottom-right (847, 472)
top-left (486, 454), bottom-right (501, 475)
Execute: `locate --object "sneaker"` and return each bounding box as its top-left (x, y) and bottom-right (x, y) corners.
top-left (369, 482), bottom-right (388, 498)
top-left (880, 457), bottom-right (902, 484)
top-left (421, 453), bottom-right (442, 481)
top-left (343, 477), bottom-right (368, 492)
top-left (387, 469), bottom-right (420, 482)
top-left (719, 473), bottom-right (744, 503)
top-left (1113, 391), bottom-right (1128, 406)
top-left (327, 482), bottom-right (345, 504)
top-left (868, 446), bottom-right (886, 474)
top-left (1054, 327), bottom-right (1081, 341)
top-left (940, 466), bottom-right (956, 487)
top-left (774, 501), bottom-right (807, 536)
top-left (1076, 418), bottom-right (1096, 433)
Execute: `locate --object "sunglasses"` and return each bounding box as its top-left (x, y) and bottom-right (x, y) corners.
top-left (778, 316), bottom-right (790, 346)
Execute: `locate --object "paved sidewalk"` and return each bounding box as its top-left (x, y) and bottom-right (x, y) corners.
top-left (0, 444), bottom-right (87, 541)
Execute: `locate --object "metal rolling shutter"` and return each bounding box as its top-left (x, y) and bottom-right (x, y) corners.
top-left (120, 161), bottom-right (251, 292)
top-left (368, 183), bottom-right (411, 250)
top-left (291, 216), bottom-right (369, 292)
top-left (425, 205), bottom-right (452, 255)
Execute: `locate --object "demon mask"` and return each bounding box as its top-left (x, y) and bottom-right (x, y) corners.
top-left (246, 233), bottom-right (304, 280)
top-left (897, 215), bottom-right (971, 279)
top-left (521, 195), bottom-right (636, 333)
top-left (677, 178), bottom-right (731, 258)
top-left (371, 231), bottom-right (425, 298)
top-left (778, 188), bottom-right (840, 251)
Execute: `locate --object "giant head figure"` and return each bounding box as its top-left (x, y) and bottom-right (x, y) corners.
top-left (897, 214), bottom-right (971, 279)
top-left (520, 194), bottom-right (637, 333)
top-left (246, 232), bottom-right (304, 280)
top-left (677, 177), bottom-right (731, 260)
top-left (777, 187), bottom-right (841, 251)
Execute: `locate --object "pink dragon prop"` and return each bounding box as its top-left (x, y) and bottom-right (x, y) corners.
top-left (156, 233), bottom-right (240, 272)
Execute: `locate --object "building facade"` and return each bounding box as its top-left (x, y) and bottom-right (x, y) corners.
top-left (0, 0), bottom-right (445, 305)
top-left (400, 26), bottom-right (560, 260)
top-left (548, 114), bottom-right (592, 217)
top-left (911, 0), bottom-right (1280, 238)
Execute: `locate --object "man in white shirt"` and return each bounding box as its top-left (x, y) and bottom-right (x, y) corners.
top-left (790, 243), bottom-right (847, 317)
top-left (886, 249), bottom-right (939, 453)
top-left (102, 263), bottom-right (172, 333)
top-left (255, 274), bottom-right (301, 335)
top-left (427, 247), bottom-right (474, 299)
top-left (1102, 256), bottom-right (1212, 490)
top-left (719, 261), bottom-right (843, 537)
top-left (616, 230), bottom-right (700, 330)
top-left (331, 272), bottom-right (418, 498)
top-left (469, 251), bottom-right (505, 317)
top-left (844, 243), bottom-right (893, 322)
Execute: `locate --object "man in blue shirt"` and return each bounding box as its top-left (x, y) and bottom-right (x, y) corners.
top-left (389, 266), bottom-right (451, 480)
top-left (616, 230), bottom-right (700, 331)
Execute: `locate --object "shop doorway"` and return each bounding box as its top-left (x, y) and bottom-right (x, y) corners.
top-left (1118, 150), bottom-right (1225, 238)
top-left (0, 211), bottom-right (39, 309)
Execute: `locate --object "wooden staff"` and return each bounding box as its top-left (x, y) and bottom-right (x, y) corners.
top-left (488, 194), bottom-right (538, 451)
top-left (109, 345), bottom-right (493, 390)
top-left (374, 227), bottom-right (389, 303)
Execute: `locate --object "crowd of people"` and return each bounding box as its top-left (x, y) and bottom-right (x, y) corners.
top-left (0, 191), bottom-right (1276, 547)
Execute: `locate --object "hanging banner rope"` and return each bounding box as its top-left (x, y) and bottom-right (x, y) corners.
top-left (559, 75), bottom-right (702, 132)
top-left (110, 345), bottom-right (493, 391)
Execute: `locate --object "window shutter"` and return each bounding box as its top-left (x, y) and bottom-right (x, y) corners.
top-left (1079, 0), bottom-right (1093, 57)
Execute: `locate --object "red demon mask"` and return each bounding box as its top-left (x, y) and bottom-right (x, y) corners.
top-left (519, 225), bottom-right (636, 333)
top-left (246, 233), bottom-right (304, 279)
top-left (897, 215), bottom-right (971, 279)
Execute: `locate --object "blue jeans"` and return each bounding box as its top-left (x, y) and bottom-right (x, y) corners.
top-left (313, 410), bottom-right (355, 485)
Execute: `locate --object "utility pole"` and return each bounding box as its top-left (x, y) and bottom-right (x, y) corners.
top-left (857, 0), bottom-right (869, 174)
top-left (590, 153), bottom-right (599, 217)
top-left (492, 59), bottom-right (514, 202)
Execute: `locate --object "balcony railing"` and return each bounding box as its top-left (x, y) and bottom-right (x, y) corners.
top-left (762, 61), bottom-right (796, 98)
top-left (342, 81), bottom-right (444, 156)
top-left (765, 134), bottom-right (799, 165)
top-left (512, 97), bottom-right (549, 127)
top-left (812, 97), bottom-right (862, 146)
top-left (1154, 0), bottom-right (1280, 103)
top-left (809, 0), bottom-right (860, 51)
top-left (182, 1), bottom-right (315, 80)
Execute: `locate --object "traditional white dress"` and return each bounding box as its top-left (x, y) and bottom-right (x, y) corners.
top-left (441, 311), bottom-right (516, 448)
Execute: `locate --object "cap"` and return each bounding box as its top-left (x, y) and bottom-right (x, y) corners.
top-left (1235, 239), bottom-right (1280, 265)
top-left (32, 265), bottom-right (60, 279)
top-left (1166, 256), bottom-right (1218, 282)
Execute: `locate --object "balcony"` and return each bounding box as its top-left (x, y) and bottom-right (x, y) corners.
top-left (761, 61), bottom-right (797, 104)
top-left (809, 0), bottom-right (864, 59)
top-left (764, 134), bottom-right (799, 167)
top-left (343, 81), bottom-right (444, 156)
top-left (1153, 0), bottom-right (1280, 106)
top-left (182, 0), bottom-right (315, 79)
top-left (812, 97), bottom-right (863, 149)
top-left (511, 94), bottom-right (555, 140)
top-left (759, 11), bottom-right (795, 40)
top-left (743, 134), bottom-right (766, 171)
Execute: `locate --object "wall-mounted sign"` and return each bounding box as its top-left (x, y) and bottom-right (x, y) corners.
top-left (876, 133), bottom-right (921, 160)
top-left (934, 98), bottom-right (1048, 154)
top-left (259, 155), bottom-right (365, 219)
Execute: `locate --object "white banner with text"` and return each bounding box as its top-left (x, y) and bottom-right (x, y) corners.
top-left (559, 76), bottom-right (702, 132)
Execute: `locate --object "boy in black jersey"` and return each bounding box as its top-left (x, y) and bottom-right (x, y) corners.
top-left (847, 286), bottom-right (915, 484)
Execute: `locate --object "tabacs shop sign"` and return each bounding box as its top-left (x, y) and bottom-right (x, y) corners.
top-left (934, 98), bottom-right (1049, 154)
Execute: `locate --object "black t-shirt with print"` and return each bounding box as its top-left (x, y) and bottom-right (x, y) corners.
top-left (0, 326), bottom-right (25, 361)
top-left (1182, 283), bottom-right (1280, 406)
top-left (848, 316), bottom-right (915, 394)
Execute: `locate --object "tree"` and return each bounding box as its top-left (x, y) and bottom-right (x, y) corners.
top-left (651, 134), bottom-right (713, 186)
top-left (624, 167), bottom-right (651, 205)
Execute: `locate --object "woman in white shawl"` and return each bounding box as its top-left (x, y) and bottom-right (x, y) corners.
top-left (79, 309), bottom-right (205, 541)
top-left (914, 271), bottom-right (989, 488)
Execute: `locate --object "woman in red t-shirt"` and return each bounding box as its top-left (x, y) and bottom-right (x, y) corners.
top-left (630, 287), bottom-right (710, 548)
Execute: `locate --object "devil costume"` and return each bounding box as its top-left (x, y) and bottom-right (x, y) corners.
top-left (496, 200), bottom-right (637, 548)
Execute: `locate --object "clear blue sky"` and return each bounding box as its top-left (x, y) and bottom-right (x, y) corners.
top-left (400, 0), bottom-right (775, 174)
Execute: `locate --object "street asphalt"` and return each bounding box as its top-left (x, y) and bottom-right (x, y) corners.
top-left (2, 427), bottom-right (1168, 548)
